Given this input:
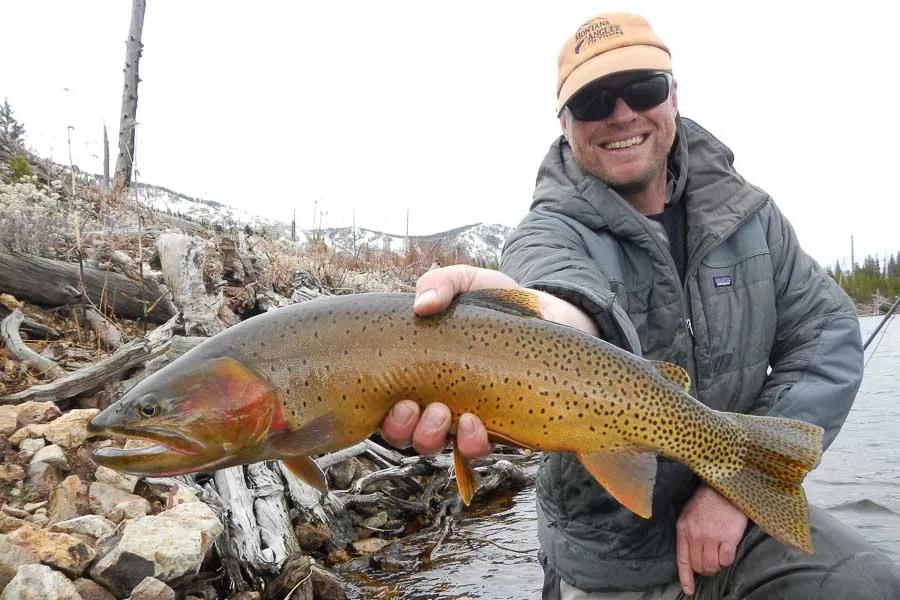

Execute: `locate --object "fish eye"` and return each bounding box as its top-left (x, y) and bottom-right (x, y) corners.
top-left (137, 395), bottom-right (160, 419)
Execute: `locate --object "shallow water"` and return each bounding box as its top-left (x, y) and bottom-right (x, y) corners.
top-left (353, 314), bottom-right (900, 598)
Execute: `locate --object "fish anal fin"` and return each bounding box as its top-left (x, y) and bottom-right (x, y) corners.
top-left (281, 456), bottom-right (328, 494)
top-left (651, 360), bottom-right (692, 393)
top-left (577, 446), bottom-right (658, 518)
top-left (453, 289), bottom-right (543, 319)
top-left (267, 412), bottom-right (335, 456)
top-left (453, 443), bottom-right (482, 505)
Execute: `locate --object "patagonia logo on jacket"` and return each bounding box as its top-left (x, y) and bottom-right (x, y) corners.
top-left (713, 275), bottom-right (733, 288)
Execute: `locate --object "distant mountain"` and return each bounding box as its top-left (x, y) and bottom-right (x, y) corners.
top-left (136, 182), bottom-right (512, 265)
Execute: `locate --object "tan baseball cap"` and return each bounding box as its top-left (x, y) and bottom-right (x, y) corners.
top-left (557, 13), bottom-right (671, 114)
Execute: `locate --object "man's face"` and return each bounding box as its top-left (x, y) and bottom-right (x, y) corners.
top-left (561, 72), bottom-right (678, 194)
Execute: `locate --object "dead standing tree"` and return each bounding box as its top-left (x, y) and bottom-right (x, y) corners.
top-left (114, 0), bottom-right (147, 194)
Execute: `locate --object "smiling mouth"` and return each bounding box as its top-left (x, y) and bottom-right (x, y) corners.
top-left (602, 135), bottom-right (646, 150)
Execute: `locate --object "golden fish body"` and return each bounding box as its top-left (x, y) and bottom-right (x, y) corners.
top-left (89, 290), bottom-right (822, 553)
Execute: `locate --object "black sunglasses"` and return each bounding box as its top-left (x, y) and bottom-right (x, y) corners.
top-left (566, 72), bottom-right (673, 122)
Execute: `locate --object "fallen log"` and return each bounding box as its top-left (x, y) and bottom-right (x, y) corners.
top-left (0, 313), bottom-right (178, 404)
top-left (0, 309), bottom-right (66, 379)
top-left (0, 304), bottom-right (59, 339)
top-left (85, 308), bottom-right (124, 350)
top-left (0, 250), bottom-right (176, 322)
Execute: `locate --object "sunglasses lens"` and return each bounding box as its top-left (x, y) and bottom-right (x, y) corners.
top-left (623, 74), bottom-right (671, 111)
top-left (567, 73), bottom-right (671, 121)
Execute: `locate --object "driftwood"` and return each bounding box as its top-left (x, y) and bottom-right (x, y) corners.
top-left (157, 233), bottom-right (234, 335)
top-left (0, 304), bottom-right (59, 339)
top-left (1, 309), bottom-right (66, 379)
top-left (0, 313), bottom-right (178, 404)
top-left (85, 307), bottom-right (123, 349)
top-left (0, 250), bottom-right (175, 322)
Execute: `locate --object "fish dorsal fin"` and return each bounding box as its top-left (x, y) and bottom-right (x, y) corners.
top-left (651, 360), bottom-right (692, 393)
top-left (281, 456), bottom-right (328, 494)
top-left (577, 445), bottom-right (658, 518)
top-left (452, 443), bottom-right (482, 505)
top-left (453, 289), bottom-right (543, 319)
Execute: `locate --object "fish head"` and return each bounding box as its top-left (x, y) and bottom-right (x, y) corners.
top-left (88, 355), bottom-right (281, 476)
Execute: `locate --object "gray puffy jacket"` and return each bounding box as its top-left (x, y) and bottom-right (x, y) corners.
top-left (499, 116), bottom-right (863, 592)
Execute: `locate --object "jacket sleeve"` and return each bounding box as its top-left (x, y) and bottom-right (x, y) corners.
top-left (499, 208), bottom-right (643, 355)
top-left (756, 201), bottom-right (863, 449)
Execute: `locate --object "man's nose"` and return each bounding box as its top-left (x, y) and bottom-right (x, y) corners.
top-left (606, 97), bottom-right (637, 124)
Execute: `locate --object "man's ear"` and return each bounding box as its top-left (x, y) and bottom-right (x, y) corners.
top-left (559, 108), bottom-right (571, 138)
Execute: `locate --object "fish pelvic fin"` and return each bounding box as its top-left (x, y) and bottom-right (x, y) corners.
top-left (577, 445), bottom-right (657, 518)
top-left (281, 456), bottom-right (328, 494)
top-left (651, 360), bottom-right (692, 393)
top-left (452, 289), bottom-right (543, 319)
top-left (706, 413), bottom-right (823, 554)
top-left (453, 443), bottom-right (482, 505)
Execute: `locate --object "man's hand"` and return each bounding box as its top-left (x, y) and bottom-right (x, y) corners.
top-left (379, 264), bottom-right (598, 459)
top-left (676, 483), bottom-right (748, 596)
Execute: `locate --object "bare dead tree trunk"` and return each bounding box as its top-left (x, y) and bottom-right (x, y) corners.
top-left (103, 122), bottom-right (110, 189)
top-left (114, 0), bottom-right (147, 193)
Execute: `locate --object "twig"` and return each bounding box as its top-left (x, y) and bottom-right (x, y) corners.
top-left (0, 309), bottom-right (66, 379)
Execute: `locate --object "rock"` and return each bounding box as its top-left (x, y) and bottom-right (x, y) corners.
top-left (0, 514), bottom-right (26, 534)
top-left (51, 515), bottom-right (116, 544)
top-left (73, 578), bottom-right (117, 600)
top-left (24, 513), bottom-right (48, 527)
top-left (30, 444), bottom-right (69, 470)
top-left (21, 502), bottom-right (47, 514)
top-left (40, 409), bottom-right (99, 448)
top-left (311, 564), bottom-right (347, 600)
top-left (0, 465), bottom-right (25, 485)
top-left (88, 482), bottom-right (150, 522)
top-left (0, 507), bottom-right (28, 520)
top-left (328, 457), bottom-right (361, 490)
top-left (360, 511), bottom-right (389, 530)
top-left (7, 425), bottom-right (43, 448)
top-left (90, 501), bottom-right (223, 597)
top-left (93, 466), bottom-right (139, 494)
top-left (127, 576), bottom-right (176, 600)
top-left (294, 522), bottom-right (331, 552)
top-left (325, 548), bottom-right (350, 566)
top-left (0, 534), bottom-right (39, 591)
top-left (351, 537), bottom-right (392, 555)
top-left (0, 563), bottom-right (82, 600)
top-left (50, 476), bottom-right (89, 524)
top-left (0, 406), bottom-right (18, 437)
top-left (14, 401), bottom-right (60, 428)
top-left (7, 522), bottom-right (96, 577)
top-left (24, 461), bottom-right (62, 498)
top-left (229, 593), bottom-right (261, 600)
top-left (17, 438), bottom-right (45, 460)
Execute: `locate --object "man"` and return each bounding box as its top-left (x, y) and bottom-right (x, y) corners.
top-left (381, 12), bottom-right (900, 599)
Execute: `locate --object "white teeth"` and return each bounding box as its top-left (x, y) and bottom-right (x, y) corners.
top-left (602, 135), bottom-right (645, 150)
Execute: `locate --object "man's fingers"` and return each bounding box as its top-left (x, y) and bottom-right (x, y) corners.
top-left (719, 541), bottom-right (737, 568)
top-left (701, 540), bottom-right (720, 575)
top-left (379, 400), bottom-right (420, 449)
top-left (456, 413), bottom-right (492, 459)
top-left (414, 266), bottom-right (477, 316)
top-left (412, 403), bottom-right (452, 455)
top-left (676, 525), bottom-right (694, 595)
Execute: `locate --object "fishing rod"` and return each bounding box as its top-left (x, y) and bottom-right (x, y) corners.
top-left (863, 295), bottom-right (900, 352)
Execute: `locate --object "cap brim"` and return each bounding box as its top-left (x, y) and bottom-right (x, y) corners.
top-left (557, 45), bottom-right (672, 114)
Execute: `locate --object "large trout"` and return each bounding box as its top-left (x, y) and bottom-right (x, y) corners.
top-left (88, 290), bottom-right (823, 553)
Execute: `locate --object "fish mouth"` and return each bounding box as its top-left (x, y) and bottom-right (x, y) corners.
top-left (89, 425), bottom-right (206, 466)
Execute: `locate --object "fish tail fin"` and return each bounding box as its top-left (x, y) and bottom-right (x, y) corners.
top-left (706, 413), bottom-right (823, 554)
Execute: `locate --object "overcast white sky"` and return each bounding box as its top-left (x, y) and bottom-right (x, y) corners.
top-left (2, 1), bottom-right (897, 268)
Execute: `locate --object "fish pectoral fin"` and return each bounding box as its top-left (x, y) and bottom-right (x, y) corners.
top-left (452, 289), bottom-right (543, 319)
top-left (281, 456), bottom-right (328, 494)
top-left (577, 445), bottom-right (658, 518)
top-left (266, 412), bottom-right (336, 456)
top-left (651, 360), bottom-right (692, 393)
top-left (453, 443), bottom-right (482, 506)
